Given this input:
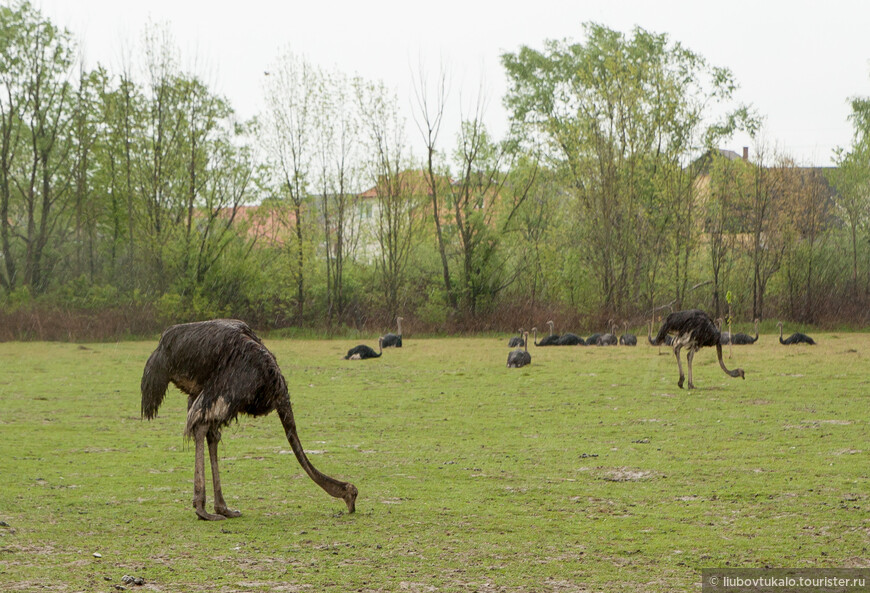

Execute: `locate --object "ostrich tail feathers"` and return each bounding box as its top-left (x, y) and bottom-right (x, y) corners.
top-left (141, 344), bottom-right (170, 420)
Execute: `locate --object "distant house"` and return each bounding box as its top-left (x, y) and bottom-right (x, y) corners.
top-left (693, 146), bottom-right (839, 239)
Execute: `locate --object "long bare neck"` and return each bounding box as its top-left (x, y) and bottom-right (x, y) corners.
top-left (715, 343), bottom-right (743, 378)
top-left (397, 318), bottom-right (402, 336)
top-left (275, 396), bottom-right (357, 512)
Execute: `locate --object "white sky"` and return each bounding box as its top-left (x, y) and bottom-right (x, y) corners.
top-left (35, 0), bottom-right (870, 167)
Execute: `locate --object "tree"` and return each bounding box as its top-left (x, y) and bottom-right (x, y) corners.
top-left (502, 23), bottom-right (754, 314)
top-left (355, 78), bottom-right (418, 317)
top-left (0, 1), bottom-right (77, 293)
top-left (260, 50), bottom-right (319, 323)
top-left (830, 99), bottom-right (870, 294)
top-left (412, 60), bottom-right (456, 310)
top-left (313, 68), bottom-right (361, 323)
top-left (703, 151), bottom-right (751, 318)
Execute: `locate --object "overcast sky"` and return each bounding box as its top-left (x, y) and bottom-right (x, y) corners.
top-left (35, 0), bottom-right (870, 166)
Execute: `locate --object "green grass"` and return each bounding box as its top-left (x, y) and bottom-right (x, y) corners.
top-left (0, 334), bottom-right (867, 592)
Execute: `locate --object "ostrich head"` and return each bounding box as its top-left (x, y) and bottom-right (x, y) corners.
top-left (546, 320), bottom-right (554, 335)
top-left (342, 482), bottom-right (359, 513)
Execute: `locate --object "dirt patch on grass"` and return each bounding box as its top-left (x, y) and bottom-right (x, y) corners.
top-left (599, 467), bottom-right (661, 482)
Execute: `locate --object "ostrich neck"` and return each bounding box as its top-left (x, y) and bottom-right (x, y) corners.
top-left (397, 319), bottom-right (402, 336)
top-left (715, 343), bottom-right (742, 377)
top-left (276, 397), bottom-right (352, 498)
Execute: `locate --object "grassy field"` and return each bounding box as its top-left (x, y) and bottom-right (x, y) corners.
top-left (0, 332), bottom-right (867, 592)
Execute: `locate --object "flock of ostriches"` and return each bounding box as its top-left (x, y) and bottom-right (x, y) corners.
top-left (140, 310), bottom-right (815, 520)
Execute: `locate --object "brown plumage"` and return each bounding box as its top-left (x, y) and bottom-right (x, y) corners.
top-left (141, 319), bottom-right (358, 520)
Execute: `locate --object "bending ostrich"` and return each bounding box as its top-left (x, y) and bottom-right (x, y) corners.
top-left (619, 322), bottom-right (637, 346)
top-left (585, 332), bottom-right (602, 346)
top-left (344, 337), bottom-right (384, 360)
top-left (534, 321), bottom-right (561, 346)
top-left (141, 319), bottom-right (358, 521)
top-left (654, 309), bottom-right (745, 389)
top-left (382, 317), bottom-right (403, 348)
top-left (777, 321), bottom-right (816, 345)
top-left (732, 319), bottom-right (760, 345)
top-left (507, 332), bottom-right (532, 368)
top-left (508, 329), bottom-right (525, 348)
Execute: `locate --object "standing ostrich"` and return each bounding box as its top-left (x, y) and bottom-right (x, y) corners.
top-left (141, 319), bottom-right (358, 520)
top-left (619, 322), bottom-right (637, 346)
top-left (382, 317), bottom-right (403, 348)
top-left (732, 319), bottom-right (760, 345)
top-left (508, 329), bottom-right (525, 348)
top-left (344, 337), bottom-right (384, 360)
top-left (507, 332), bottom-right (532, 368)
top-left (654, 309), bottom-right (745, 389)
top-left (534, 321), bottom-right (561, 346)
top-left (777, 321), bottom-right (816, 345)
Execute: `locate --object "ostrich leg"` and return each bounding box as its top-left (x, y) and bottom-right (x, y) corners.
top-left (207, 428), bottom-right (241, 518)
top-left (673, 345), bottom-right (685, 389)
top-left (686, 349), bottom-right (696, 390)
top-left (193, 425), bottom-right (225, 521)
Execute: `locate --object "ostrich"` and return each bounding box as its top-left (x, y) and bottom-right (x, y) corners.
top-left (731, 319), bottom-right (760, 345)
top-left (584, 332), bottom-right (602, 346)
top-left (508, 329), bottom-right (525, 348)
top-left (619, 322), bottom-right (637, 346)
top-left (597, 322), bottom-right (618, 346)
top-left (777, 321), bottom-right (816, 345)
top-left (556, 331), bottom-right (585, 346)
top-left (507, 332), bottom-right (532, 368)
top-left (534, 321), bottom-right (561, 346)
top-left (140, 319), bottom-right (358, 521)
top-left (344, 337), bottom-right (384, 360)
top-left (654, 309), bottom-right (745, 389)
top-left (382, 317), bottom-right (403, 348)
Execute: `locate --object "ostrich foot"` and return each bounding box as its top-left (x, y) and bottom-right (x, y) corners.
top-left (677, 376), bottom-right (685, 389)
top-left (687, 382), bottom-right (695, 390)
top-left (195, 507), bottom-right (227, 521)
top-left (215, 505), bottom-right (241, 518)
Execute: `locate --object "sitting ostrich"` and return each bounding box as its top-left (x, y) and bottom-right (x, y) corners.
top-left (715, 318), bottom-right (731, 345)
top-left (653, 309), bottom-right (745, 389)
top-left (585, 332), bottom-right (602, 345)
top-left (619, 322), bottom-right (637, 346)
top-left (141, 319), bottom-right (358, 521)
top-left (556, 330), bottom-right (585, 345)
top-left (777, 321), bottom-right (816, 345)
top-left (597, 321), bottom-right (618, 346)
top-left (382, 317), bottom-right (403, 348)
top-left (344, 337), bottom-right (384, 360)
top-left (534, 321), bottom-right (561, 346)
top-left (732, 319), bottom-right (760, 345)
top-left (508, 329), bottom-right (525, 348)
top-left (507, 332), bottom-right (532, 368)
